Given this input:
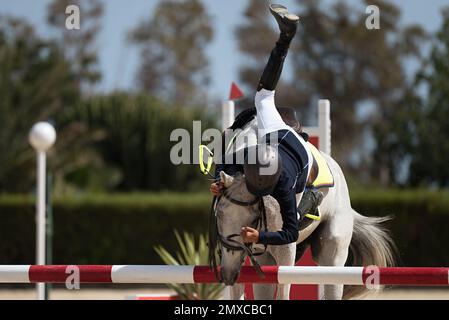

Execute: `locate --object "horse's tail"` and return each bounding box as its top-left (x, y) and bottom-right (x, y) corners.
top-left (343, 209), bottom-right (397, 300)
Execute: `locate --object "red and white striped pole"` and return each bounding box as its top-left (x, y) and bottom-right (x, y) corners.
top-left (0, 266), bottom-right (447, 286)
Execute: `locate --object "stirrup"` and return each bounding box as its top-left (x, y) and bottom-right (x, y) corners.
top-left (304, 208), bottom-right (321, 221)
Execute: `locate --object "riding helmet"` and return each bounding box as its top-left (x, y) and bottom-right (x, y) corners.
top-left (244, 144), bottom-right (282, 196)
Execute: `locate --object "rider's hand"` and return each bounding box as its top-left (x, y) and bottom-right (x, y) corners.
top-left (241, 227), bottom-right (259, 244)
top-left (210, 182), bottom-right (224, 196)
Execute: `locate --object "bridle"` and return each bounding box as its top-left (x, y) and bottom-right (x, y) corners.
top-left (208, 188), bottom-right (269, 282)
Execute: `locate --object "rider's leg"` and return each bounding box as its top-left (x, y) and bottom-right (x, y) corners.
top-left (257, 4), bottom-right (299, 92)
top-left (255, 89), bottom-right (286, 139)
top-left (255, 6), bottom-right (324, 226)
top-left (255, 5), bottom-right (300, 138)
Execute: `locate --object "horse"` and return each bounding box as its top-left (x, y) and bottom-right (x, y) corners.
top-left (210, 117), bottom-right (396, 300)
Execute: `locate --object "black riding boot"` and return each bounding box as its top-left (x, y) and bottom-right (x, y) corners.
top-left (298, 189), bottom-right (324, 221)
top-left (257, 4), bottom-right (300, 92)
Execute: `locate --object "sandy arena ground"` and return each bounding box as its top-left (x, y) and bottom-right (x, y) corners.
top-left (0, 287), bottom-right (447, 300)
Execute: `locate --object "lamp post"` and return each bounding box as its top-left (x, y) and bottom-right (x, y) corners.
top-left (28, 122), bottom-right (56, 300)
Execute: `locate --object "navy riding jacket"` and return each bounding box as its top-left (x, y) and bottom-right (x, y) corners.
top-left (215, 111), bottom-right (310, 246)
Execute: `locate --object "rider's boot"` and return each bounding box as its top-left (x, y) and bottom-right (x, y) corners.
top-left (270, 4), bottom-right (300, 45)
top-left (257, 4), bottom-right (300, 91)
top-left (297, 189), bottom-right (324, 221)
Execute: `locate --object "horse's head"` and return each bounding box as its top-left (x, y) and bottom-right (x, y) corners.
top-left (215, 171), bottom-right (261, 285)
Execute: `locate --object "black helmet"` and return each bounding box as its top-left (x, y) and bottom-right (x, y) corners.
top-left (244, 144), bottom-right (282, 196)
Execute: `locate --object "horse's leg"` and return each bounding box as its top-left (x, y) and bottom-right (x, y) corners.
top-left (269, 242), bottom-right (296, 300)
top-left (251, 253), bottom-right (278, 300)
top-left (311, 211), bottom-right (354, 300)
top-left (229, 284), bottom-right (244, 300)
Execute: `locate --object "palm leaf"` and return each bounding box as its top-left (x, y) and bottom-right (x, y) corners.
top-left (154, 230), bottom-right (224, 300)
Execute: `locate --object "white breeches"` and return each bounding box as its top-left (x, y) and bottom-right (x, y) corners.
top-left (254, 89), bottom-right (314, 180)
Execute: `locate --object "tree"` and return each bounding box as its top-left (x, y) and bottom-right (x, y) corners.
top-left (290, 0), bottom-right (427, 177)
top-left (47, 0), bottom-right (103, 91)
top-left (402, 8), bottom-right (449, 187)
top-left (236, 0), bottom-right (277, 89)
top-left (235, 0), bottom-right (305, 108)
top-left (75, 93), bottom-right (216, 191)
top-left (236, 1), bottom-right (427, 182)
top-left (129, 0), bottom-right (213, 106)
top-left (0, 17), bottom-right (79, 192)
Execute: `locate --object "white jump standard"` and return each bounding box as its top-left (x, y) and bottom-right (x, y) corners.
top-left (0, 265), bottom-right (447, 286)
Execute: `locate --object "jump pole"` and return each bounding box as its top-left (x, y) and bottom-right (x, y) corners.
top-left (0, 266), bottom-right (448, 286)
top-left (222, 100), bottom-right (235, 131)
top-left (222, 82), bottom-right (247, 130)
top-left (303, 99), bottom-right (331, 155)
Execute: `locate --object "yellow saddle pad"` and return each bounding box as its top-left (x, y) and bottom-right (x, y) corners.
top-left (307, 142), bottom-right (334, 189)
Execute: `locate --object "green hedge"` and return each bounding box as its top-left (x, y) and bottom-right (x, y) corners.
top-left (0, 190), bottom-right (448, 266)
top-left (350, 189), bottom-right (449, 267)
top-left (0, 193), bottom-right (211, 265)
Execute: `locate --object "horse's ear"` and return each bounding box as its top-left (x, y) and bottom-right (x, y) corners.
top-left (220, 171), bottom-right (234, 188)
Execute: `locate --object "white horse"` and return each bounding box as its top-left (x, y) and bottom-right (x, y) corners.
top-left (212, 117), bottom-right (396, 300)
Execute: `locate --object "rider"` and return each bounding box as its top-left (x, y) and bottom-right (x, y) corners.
top-left (211, 4), bottom-right (323, 246)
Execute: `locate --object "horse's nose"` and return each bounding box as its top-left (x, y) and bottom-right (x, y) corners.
top-left (221, 268), bottom-right (240, 286)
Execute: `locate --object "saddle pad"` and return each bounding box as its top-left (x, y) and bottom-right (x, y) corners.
top-left (307, 142), bottom-right (334, 189)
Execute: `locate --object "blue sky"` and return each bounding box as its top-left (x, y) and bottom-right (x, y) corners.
top-left (0, 0), bottom-right (448, 100)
